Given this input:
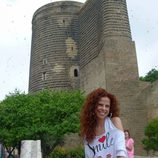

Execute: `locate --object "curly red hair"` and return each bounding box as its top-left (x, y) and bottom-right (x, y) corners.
top-left (80, 88), bottom-right (120, 143)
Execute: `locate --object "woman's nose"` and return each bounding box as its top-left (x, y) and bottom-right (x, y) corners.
top-left (102, 105), bottom-right (106, 110)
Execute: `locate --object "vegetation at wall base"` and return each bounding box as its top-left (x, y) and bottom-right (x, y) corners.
top-left (142, 118), bottom-right (158, 155)
top-left (49, 146), bottom-right (84, 158)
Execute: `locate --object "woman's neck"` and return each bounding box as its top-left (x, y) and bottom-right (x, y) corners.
top-left (126, 137), bottom-right (130, 140)
top-left (97, 119), bottom-right (105, 128)
top-left (95, 119), bottom-right (105, 136)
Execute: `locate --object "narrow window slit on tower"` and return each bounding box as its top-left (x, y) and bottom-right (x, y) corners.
top-left (42, 72), bottom-right (47, 80)
top-left (74, 69), bottom-right (78, 77)
top-left (43, 59), bottom-right (47, 65)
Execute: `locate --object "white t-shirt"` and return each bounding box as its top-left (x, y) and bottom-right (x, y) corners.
top-left (84, 117), bottom-right (127, 158)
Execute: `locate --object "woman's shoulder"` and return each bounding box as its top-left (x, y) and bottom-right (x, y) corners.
top-left (111, 117), bottom-right (124, 131)
top-left (129, 138), bottom-right (134, 143)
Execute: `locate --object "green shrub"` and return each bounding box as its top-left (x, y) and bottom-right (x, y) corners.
top-left (49, 146), bottom-right (84, 158)
top-left (142, 118), bottom-right (158, 154)
top-left (139, 68), bottom-right (158, 83)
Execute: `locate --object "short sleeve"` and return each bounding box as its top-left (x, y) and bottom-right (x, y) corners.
top-left (129, 138), bottom-right (134, 144)
top-left (115, 131), bottom-right (127, 157)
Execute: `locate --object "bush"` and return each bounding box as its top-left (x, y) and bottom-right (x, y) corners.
top-left (140, 68), bottom-right (158, 83)
top-left (49, 146), bottom-right (84, 158)
top-left (142, 119), bottom-right (158, 154)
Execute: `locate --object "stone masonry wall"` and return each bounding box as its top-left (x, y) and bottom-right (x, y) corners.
top-left (79, 0), bottom-right (101, 68)
top-left (102, 0), bottom-right (131, 38)
top-left (79, 0), bottom-right (139, 92)
top-left (29, 1), bottom-right (83, 92)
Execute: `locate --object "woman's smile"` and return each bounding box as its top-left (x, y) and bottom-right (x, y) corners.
top-left (95, 97), bottom-right (110, 120)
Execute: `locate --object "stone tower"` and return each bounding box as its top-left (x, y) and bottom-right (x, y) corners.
top-left (79, 0), bottom-right (138, 92)
top-left (29, 1), bottom-right (83, 92)
top-left (29, 0), bottom-right (158, 156)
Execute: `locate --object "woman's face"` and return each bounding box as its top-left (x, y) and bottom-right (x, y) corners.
top-left (125, 131), bottom-right (129, 139)
top-left (95, 97), bottom-right (110, 121)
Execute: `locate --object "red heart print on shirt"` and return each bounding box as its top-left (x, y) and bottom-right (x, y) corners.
top-left (106, 154), bottom-right (111, 158)
top-left (98, 135), bottom-right (106, 143)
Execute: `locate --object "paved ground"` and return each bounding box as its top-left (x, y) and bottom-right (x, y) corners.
top-left (135, 156), bottom-right (158, 158)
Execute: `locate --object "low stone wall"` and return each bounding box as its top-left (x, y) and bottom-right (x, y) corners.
top-left (20, 140), bottom-right (42, 158)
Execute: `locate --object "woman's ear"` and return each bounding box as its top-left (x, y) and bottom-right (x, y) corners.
top-left (109, 112), bottom-right (112, 118)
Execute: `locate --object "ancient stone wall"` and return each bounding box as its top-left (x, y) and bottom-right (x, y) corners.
top-left (79, 0), bottom-right (101, 68)
top-left (79, 0), bottom-right (139, 93)
top-left (136, 80), bottom-right (158, 122)
top-left (102, 0), bottom-right (131, 38)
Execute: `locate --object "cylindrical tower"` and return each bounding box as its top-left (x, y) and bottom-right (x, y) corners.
top-left (100, 0), bottom-right (141, 154)
top-left (101, 0), bottom-right (132, 38)
top-left (29, 1), bottom-right (83, 92)
top-left (99, 0), bottom-right (139, 86)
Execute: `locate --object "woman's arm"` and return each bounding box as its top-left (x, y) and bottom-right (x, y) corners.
top-left (126, 139), bottom-right (134, 151)
top-left (115, 131), bottom-right (127, 158)
top-left (126, 145), bottom-right (133, 151)
top-left (111, 117), bottom-right (124, 131)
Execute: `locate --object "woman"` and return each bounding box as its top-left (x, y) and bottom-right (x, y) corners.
top-left (124, 129), bottom-right (134, 158)
top-left (80, 88), bottom-right (127, 158)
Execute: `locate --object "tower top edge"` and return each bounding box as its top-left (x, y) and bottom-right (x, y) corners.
top-left (33, 1), bottom-right (84, 18)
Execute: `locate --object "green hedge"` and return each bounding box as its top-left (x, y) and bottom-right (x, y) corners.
top-left (142, 118), bottom-right (158, 154)
top-left (49, 146), bottom-right (84, 158)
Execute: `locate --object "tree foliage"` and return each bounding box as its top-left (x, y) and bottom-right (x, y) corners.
top-left (140, 68), bottom-right (158, 83)
top-left (142, 119), bottom-right (158, 154)
top-left (0, 89), bottom-right (85, 157)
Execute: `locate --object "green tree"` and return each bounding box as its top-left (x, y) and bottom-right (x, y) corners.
top-left (140, 68), bottom-right (158, 83)
top-left (142, 119), bottom-right (158, 155)
top-left (0, 89), bottom-right (84, 158)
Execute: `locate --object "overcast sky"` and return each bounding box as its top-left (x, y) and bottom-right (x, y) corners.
top-left (0, 0), bottom-right (158, 101)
